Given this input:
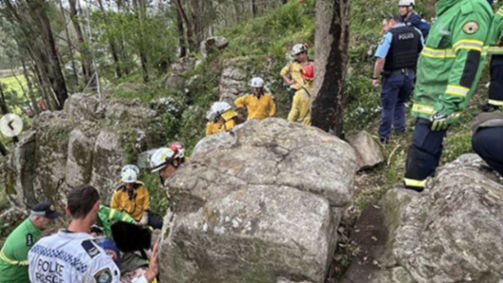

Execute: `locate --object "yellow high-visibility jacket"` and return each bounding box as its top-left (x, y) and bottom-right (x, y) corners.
top-left (288, 87), bottom-right (312, 125)
top-left (110, 181), bottom-right (150, 221)
top-left (234, 93), bottom-right (276, 120)
top-left (206, 119), bottom-right (236, 136)
top-left (280, 60), bottom-right (304, 90)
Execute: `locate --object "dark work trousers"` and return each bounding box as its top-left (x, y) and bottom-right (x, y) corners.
top-left (472, 126), bottom-right (503, 176)
top-left (404, 118), bottom-right (447, 189)
top-left (288, 88), bottom-right (298, 105)
top-left (378, 71), bottom-right (415, 141)
top-left (148, 211), bottom-right (163, 229)
top-left (489, 55), bottom-right (503, 107)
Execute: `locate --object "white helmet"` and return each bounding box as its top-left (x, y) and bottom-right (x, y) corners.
top-left (291, 43), bottom-right (307, 55)
top-left (121, 164), bottom-right (139, 175)
top-left (121, 168), bottom-right (138, 183)
top-left (150, 147), bottom-right (176, 172)
top-left (249, 77), bottom-right (264, 88)
top-left (207, 102), bottom-right (232, 121)
top-left (398, 0), bottom-right (414, 6)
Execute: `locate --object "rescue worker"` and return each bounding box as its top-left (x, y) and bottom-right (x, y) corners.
top-left (111, 165), bottom-right (162, 229)
top-left (372, 15), bottom-right (423, 143)
top-left (471, 111), bottom-right (503, 176)
top-left (288, 63), bottom-right (314, 125)
top-left (398, 0), bottom-right (430, 39)
top-left (150, 146), bottom-right (184, 185)
top-left (281, 43), bottom-right (312, 102)
top-left (97, 204), bottom-right (136, 238)
top-left (482, 4), bottom-right (503, 112)
top-left (28, 186), bottom-right (159, 283)
top-left (234, 77), bottom-right (276, 120)
top-left (403, 0), bottom-right (492, 191)
top-left (0, 201), bottom-right (60, 282)
top-left (28, 186), bottom-right (121, 282)
top-left (206, 101), bottom-right (239, 136)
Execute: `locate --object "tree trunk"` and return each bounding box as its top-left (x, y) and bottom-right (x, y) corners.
top-left (0, 84), bottom-right (10, 115)
top-left (57, 0), bottom-right (79, 85)
top-left (97, 0), bottom-right (122, 78)
top-left (190, 0), bottom-right (205, 46)
top-left (69, 0), bottom-right (95, 86)
top-left (173, 0), bottom-right (196, 53)
top-left (21, 58), bottom-right (39, 114)
top-left (132, 0), bottom-right (149, 82)
top-left (176, 8), bottom-right (187, 57)
top-left (252, 0), bottom-right (258, 17)
top-left (311, 0), bottom-right (350, 137)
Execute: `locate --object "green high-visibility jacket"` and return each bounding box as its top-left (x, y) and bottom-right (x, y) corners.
top-left (97, 205), bottom-right (136, 238)
top-left (411, 0), bottom-right (493, 120)
top-left (0, 218), bottom-right (40, 283)
top-left (488, 6), bottom-right (503, 55)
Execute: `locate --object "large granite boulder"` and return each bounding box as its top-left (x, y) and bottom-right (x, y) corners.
top-left (4, 94), bottom-right (157, 209)
top-left (160, 118), bottom-right (358, 282)
top-left (377, 154), bottom-right (503, 283)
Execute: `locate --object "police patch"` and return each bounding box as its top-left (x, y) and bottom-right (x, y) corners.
top-left (94, 268), bottom-right (112, 283)
top-left (26, 233), bottom-right (33, 246)
top-left (81, 240), bottom-right (100, 259)
top-left (463, 21), bottom-right (479, 34)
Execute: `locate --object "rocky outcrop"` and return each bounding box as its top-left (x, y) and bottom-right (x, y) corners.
top-left (4, 93), bottom-right (158, 209)
top-left (165, 57), bottom-right (198, 91)
top-left (218, 58), bottom-right (248, 104)
top-left (160, 118), bottom-right (357, 283)
top-left (377, 154), bottom-right (503, 283)
top-left (348, 130), bottom-right (384, 170)
top-left (200, 36), bottom-right (229, 58)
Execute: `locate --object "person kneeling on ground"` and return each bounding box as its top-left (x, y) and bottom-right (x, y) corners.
top-left (206, 101), bottom-right (240, 136)
top-left (112, 221), bottom-right (160, 283)
top-left (471, 111), bottom-right (503, 176)
top-left (111, 165), bottom-right (163, 229)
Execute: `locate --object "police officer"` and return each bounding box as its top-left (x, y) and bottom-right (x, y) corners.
top-left (403, 0), bottom-right (492, 191)
top-left (0, 201), bottom-right (60, 282)
top-left (398, 0), bottom-right (430, 38)
top-left (482, 4), bottom-right (503, 112)
top-left (372, 15), bottom-right (423, 143)
top-left (28, 186), bottom-right (121, 282)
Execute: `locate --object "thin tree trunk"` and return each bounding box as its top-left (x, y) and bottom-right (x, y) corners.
top-left (57, 0), bottom-right (79, 85)
top-left (252, 0), bottom-right (258, 17)
top-left (190, 0), bottom-right (205, 46)
top-left (69, 0), bottom-right (94, 86)
top-left (172, 0), bottom-right (196, 52)
top-left (21, 57), bottom-right (39, 114)
top-left (132, 0), bottom-right (149, 82)
top-left (97, 0), bottom-right (122, 78)
top-left (0, 84), bottom-right (10, 115)
top-left (311, 0), bottom-right (350, 136)
top-left (176, 6), bottom-right (187, 57)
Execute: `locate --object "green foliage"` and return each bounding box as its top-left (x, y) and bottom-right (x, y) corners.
top-left (139, 172), bottom-right (170, 216)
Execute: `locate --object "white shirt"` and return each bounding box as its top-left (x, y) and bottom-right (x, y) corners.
top-left (28, 230), bottom-right (120, 283)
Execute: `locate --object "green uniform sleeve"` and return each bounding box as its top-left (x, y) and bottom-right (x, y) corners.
top-left (490, 6), bottom-right (503, 45)
top-left (435, 3), bottom-right (491, 114)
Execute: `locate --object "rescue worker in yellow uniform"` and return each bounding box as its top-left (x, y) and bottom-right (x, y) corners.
top-left (206, 101), bottom-right (239, 136)
top-left (234, 77), bottom-right (276, 120)
top-left (288, 63), bottom-right (314, 125)
top-left (403, 0), bottom-right (493, 191)
top-left (111, 165), bottom-right (162, 229)
top-left (281, 43), bottom-right (312, 102)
